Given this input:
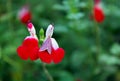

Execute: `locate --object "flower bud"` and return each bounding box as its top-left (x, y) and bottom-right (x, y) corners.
top-left (18, 6), bottom-right (32, 24)
top-left (93, 3), bottom-right (104, 23)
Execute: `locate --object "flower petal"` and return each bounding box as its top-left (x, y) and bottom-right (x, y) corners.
top-left (46, 24), bottom-right (54, 38)
top-left (51, 38), bottom-right (59, 50)
top-left (38, 50), bottom-right (52, 64)
top-left (23, 37), bottom-right (39, 47)
top-left (52, 48), bottom-right (65, 64)
top-left (29, 47), bottom-right (39, 61)
top-left (27, 23), bottom-right (37, 37)
top-left (40, 37), bottom-right (52, 54)
top-left (17, 46), bottom-right (29, 60)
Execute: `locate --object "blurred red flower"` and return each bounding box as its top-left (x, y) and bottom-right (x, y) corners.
top-left (93, 4), bottom-right (104, 23)
top-left (18, 6), bottom-right (32, 24)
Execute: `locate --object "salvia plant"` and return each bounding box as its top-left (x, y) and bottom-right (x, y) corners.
top-left (17, 6), bottom-right (65, 64)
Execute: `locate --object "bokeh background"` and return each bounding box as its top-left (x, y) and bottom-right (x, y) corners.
top-left (0, 0), bottom-right (120, 81)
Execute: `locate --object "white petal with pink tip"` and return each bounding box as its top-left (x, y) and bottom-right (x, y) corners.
top-left (46, 24), bottom-right (54, 38)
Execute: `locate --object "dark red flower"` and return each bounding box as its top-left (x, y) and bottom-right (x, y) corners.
top-left (17, 37), bottom-right (39, 61)
top-left (18, 6), bottom-right (32, 24)
top-left (93, 3), bottom-right (104, 23)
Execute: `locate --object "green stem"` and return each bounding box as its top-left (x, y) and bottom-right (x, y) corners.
top-left (88, 0), bottom-right (101, 80)
top-left (42, 63), bottom-right (54, 81)
top-left (94, 22), bottom-right (101, 56)
top-left (90, 0), bottom-right (101, 63)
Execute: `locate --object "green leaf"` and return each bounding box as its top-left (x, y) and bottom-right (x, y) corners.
top-left (99, 54), bottom-right (120, 65)
top-left (110, 43), bottom-right (120, 55)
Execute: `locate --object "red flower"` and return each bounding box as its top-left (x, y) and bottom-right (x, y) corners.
top-left (17, 37), bottom-right (39, 61)
top-left (17, 6), bottom-right (65, 64)
top-left (38, 25), bottom-right (65, 64)
top-left (18, 6), bottom-right (32, 24)
top-left (39, 48), bottom-right (65, 64)
top-left (93, 3), bottom-right (105, 23)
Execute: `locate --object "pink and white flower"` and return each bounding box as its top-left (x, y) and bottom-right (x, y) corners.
top-left (38, 25), bottom-right (65, 64)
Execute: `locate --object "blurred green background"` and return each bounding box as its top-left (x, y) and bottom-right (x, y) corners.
top-left (0, 0), bottom-right (120, 81)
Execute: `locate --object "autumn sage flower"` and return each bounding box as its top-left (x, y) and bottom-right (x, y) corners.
top-left (17, 23), bottom-right (39, 61)
top-left (18, 6), bottom-right (32, 24)
top-left (93, 0), bottom-right (105, 23)
top-left (17, 6), bottom-right (65, 64)
top-left (38, 25), bottom-right (65, 64)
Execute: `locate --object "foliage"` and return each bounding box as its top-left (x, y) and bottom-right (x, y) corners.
top-left (0, 0), bottom-right (120, 81)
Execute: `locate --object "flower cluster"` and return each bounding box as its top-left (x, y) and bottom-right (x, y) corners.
top-left (17, 6), bottom-right (65, 64)
top-left (93, 0), bottom-right (105, 23)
